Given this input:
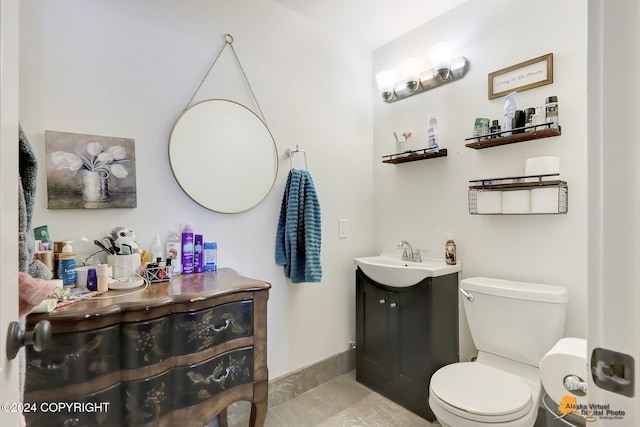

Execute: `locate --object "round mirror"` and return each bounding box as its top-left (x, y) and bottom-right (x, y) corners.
top-left (169, 99), bottom-right (278, 213)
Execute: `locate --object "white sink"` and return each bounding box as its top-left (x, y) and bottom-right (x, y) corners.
top-left (353, 253), bottom-right (461, 287)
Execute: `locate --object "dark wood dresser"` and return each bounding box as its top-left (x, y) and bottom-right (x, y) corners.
top-left (24, 268), bottom-right (270, 427)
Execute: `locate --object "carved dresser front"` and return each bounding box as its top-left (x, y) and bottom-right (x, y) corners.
top-left (25, 268), bottom-right (270, 427)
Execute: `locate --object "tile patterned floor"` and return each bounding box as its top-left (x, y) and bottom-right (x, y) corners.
top-left (228, 371), bottom-right (436, 427)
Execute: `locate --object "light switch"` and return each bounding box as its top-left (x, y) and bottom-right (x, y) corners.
top-left (338, 219), bottom-right (349, 238)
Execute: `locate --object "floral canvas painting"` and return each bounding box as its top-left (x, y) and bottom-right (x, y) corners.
top-left (45, 131), bottom-right (137, 209)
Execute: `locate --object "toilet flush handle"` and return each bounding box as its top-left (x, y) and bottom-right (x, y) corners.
top-left (459, 288), bottom-right (474, 302)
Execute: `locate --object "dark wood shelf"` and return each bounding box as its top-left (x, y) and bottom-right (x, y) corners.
top-left (469, 179), bottom-right (565, 190)
top-left (465, 127), bottom-right (561, 150)
top-left (468, 174), bottom-right (568, 214)
top-left (382, 148), bottom-right (447, 164)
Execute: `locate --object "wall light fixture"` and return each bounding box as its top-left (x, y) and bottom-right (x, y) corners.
top-left (375, 43), bottom-right (469, 103)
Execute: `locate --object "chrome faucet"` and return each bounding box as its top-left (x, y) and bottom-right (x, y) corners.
top-left (398, 240), bottom-right (422, 262)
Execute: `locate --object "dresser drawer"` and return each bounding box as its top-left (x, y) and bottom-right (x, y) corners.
top-left (121, 316), bottom-right (172, 369)
top-left (172, 347), bottom-right (254, 410)
top-left (172, 300), bottom-right (253, 355)
top-left (121, 369), bottom-right (172, 427)
top-left (25, 382), bottom-right (121, 427)
top-left (26, 324), bottom-right (120, 392)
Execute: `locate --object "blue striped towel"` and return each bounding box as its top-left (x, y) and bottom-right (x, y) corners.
top-left (275, 169), bottom-right (322, 283)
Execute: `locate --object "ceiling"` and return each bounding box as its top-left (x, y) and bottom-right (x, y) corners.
top-left (271, 0), bottom-right (468, 50)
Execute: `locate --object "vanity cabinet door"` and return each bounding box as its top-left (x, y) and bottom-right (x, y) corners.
top-left (355, 268), bottom-right (458, 422)
top-left (356, 271), bottom-right (391, 383)
top-left (388, 285), bottom-right (434, 420)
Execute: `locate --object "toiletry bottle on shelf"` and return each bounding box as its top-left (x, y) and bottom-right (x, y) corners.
top-left (490, 120), bottom-right (501, 138)
top-left (525, 108), bottom-right (536, 131)
top-left (181, 224), bottom-right (194, 274)
top-left (445, 236), bottom-right (457, 266)
top-left (150, 234), bottom-right (163, 264)
top-left (532, 106), bottom-right (544, 128)
top-left (165, 231), bottom-right (182, 274)
top-left (427, 114), bottom-right (439, 152)
top-left (58, 241), bottom-right (77, 287)
top-left (545, 96), bottom-right (559, 129)
top-left (193, 234), bottom-right (204, 273)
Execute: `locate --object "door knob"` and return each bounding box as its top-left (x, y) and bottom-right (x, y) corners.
top-left (6, 320), bottom-right (52, 360)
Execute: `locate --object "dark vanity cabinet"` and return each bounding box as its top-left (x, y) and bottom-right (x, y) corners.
top-left (25, 269), bottom-right (270, 427)
top-left (355, 268), bottom-right (458, 421)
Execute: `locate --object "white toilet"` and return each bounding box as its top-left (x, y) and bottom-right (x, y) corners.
top-left (428, 277), bottom-right (568, 427)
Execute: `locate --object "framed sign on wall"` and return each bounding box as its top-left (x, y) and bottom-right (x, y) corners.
top-left (488, 53), bottom-right (553, 100)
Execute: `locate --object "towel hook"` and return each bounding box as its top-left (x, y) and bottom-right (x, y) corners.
top-left (286, 145), bottom-right (308, 170)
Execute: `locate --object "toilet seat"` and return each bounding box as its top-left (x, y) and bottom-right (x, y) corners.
top-left (430, 362), bottom-right (533, 423)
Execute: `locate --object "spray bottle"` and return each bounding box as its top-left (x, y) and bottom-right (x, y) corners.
top-left (181, 224), bottom-right (194, 274)
top-left (427, 114), bottom-right (439, 152)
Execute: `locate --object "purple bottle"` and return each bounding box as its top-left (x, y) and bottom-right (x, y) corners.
top-left (181, 224), bottom-right (194, 274)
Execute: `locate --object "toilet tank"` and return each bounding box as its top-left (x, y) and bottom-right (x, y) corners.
top-left (461, 277), bottom-right (568, 367)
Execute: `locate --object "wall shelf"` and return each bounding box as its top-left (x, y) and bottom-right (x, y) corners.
top-left (382, 148), bottom-right (447, 164)
top-left (465, 125), bottom-right (561, 150)
top-left (468, 173), bottom-right (568, 215)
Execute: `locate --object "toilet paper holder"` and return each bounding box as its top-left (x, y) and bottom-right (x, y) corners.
top-left (563, 374), bottom-right (587, 395)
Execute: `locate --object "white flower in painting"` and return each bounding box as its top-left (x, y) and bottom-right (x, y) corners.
top-left (110, 164), bottom-right (128, 179)
top-left (51, 142), bottom-right (129, 179)
top-left (51, 151), bottom-right (83, 171)
top-left (96, 152), bottom-right (114, 164)
top-left (86, 142), bottom-right (103, 157)
top-left (108, 145), bottom-right (127, 160)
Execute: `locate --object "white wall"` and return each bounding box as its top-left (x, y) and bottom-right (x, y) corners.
top-left (19, 0), bottom-right (374, 379)
top-left (373, 0), bottom-right (588, 360)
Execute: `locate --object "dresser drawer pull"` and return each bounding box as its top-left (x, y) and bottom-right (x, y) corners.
top-left (30, 353), bottom-right (79, 371)
top-left (212, 318), bottom-right (232, 332)
top-left (213, 367), bottom-right (231, 383)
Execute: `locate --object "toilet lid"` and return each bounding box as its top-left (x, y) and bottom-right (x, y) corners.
top-left (430, 362), bottom-right (532, 422)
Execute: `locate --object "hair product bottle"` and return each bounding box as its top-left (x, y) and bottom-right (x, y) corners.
top-left (193, 234), bottom-right (204, 273)
top-left (181, 225), bottom-right (194, 274)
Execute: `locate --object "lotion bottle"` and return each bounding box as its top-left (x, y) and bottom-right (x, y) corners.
top-left (58, 241), bottom-right (77, 287)
top-left (445, 235), bottom-right (457, 266)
